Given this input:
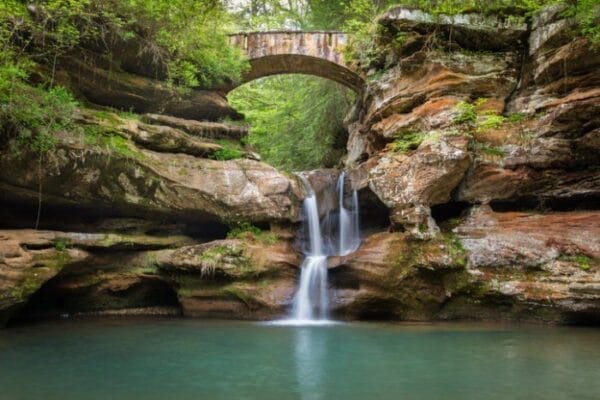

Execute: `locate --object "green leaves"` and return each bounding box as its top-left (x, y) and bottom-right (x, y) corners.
top-left (391, 131), bottom-right (426, 154)
top-left (563, 0), bottom-right (600, 47)
top-left (0, 45), bottom-right (78, 156)
top-left (0, 1), bottom-right (249, 89)
top-left (453, 101), bottom-right (478, 125)
top-left (210, 140), bottom-right (245, 161)
top-left (228, 75), bottom-right (355, 171)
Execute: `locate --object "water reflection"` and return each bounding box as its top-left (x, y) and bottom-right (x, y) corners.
top-left (294, 328), bottom-right (328, 400)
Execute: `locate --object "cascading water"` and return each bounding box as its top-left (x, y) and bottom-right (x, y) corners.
top-left (337, 172), bottom-right (360, 256)
top-left (291, 178), bottom-right (329, 321)
top-left (286, 172), bottom-right (361, 324)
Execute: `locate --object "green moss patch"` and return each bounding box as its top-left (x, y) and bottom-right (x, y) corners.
top-left (227, 223), bottom-right (279, 245)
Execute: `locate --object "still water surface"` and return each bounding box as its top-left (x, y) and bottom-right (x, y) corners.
top-left (1, 318), bottom-right (599, 400)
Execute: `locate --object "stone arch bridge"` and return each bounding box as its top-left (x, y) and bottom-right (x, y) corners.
top-left (226, 31), bottom-right (364, 92)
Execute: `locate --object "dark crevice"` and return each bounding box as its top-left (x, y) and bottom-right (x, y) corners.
top-left (0, 199), bottom-right (229, 241)
top-left (8, 271), bottom-right (182, 326)
top-left (431, 201), bottom-right (472, 224)
top-left (7, 260), bottom-right (181, 325)
top-left (563, 311), bottom-right (600, 326)
top-left (490, 194), bottom-right (600, 212)
top-left (357, 186), bottom-right (390, 231)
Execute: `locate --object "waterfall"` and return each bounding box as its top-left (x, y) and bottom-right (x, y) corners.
top-left (337, 172), bottom-right (360, 256)
top-left (291, 176), bottom-right (329, 321)
top-left (285, 172), bottom-right (361, 324)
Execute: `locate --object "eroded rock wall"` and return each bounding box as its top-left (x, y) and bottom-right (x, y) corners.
top-left (336, 6), bottom-right (600, 323)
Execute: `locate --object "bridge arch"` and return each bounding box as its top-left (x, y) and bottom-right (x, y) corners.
top-left (227, 31), bottom-right (364, 92)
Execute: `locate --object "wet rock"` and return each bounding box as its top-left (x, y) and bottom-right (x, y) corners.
top-left (1, 229), bottom-right (301, 323)
top-left (155, 238), bottom-right (299, 319)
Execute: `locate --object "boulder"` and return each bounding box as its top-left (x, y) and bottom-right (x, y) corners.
top-left (155, 238), bottom-right (300, 319)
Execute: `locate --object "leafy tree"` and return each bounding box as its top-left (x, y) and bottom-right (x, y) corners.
top-left (228, 75), bottom-right (355, 171)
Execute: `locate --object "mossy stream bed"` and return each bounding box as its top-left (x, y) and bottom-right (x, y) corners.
top-left (1, 318), bottom-right (599, 399)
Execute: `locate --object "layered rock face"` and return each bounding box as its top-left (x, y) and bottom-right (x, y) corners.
top-left (0, 39), bottom-right (303, 325)
top-left (330, 208), bottom-right (599, 323)
top-left (338, 5), bottom-right (599, 323)
top-left (347, 5), bottom-right (598, 230)
top-left (0, 230), bottom-right (299, 324)
top-left (0, 105), bottom-right (303, 325)
top-left (0, 110), bottom-right (300, 226)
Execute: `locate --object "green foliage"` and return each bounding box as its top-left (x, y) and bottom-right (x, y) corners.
top-left (507, 112), bottom-right (526, 122)
top-left (445, 232), bottom-right (467, 267)
top-left (474, 143), bottom-right (505, 157)
top-left (563, 0), bottom-right (600, 47)
top-left (0, 53), bottom-right (78, 155)
top-left (197, 244), bottom-right (250, 279)
top-left (198, 246), bottom-right (228, 278)
top-left (210, 140), bottom-right (245, 161)
top-left (453, 98), bottom-right (509, 132)
top-left (0, 0), bottom-right (247, 89)
top-left (53, 238), bottom-right (70, 252)
top-left (106, 135), bottom-right (143, 159)
top-left (453, 101), bottom-right (478, 125)
top-left (477, 114), bottom-right (507, 131)
top-left (340, 0), bottom-right (392, 67)
top-left (227, 223), bottom-right (279, 245)
top-left (81, 123), bottom-right (145, 160)
top-left (228, 75), bottom-right (354, 171)
top-left (137, 0), bottom-right (248, 87)
top-left (391, 131), bottom-right (426, 153)
top-left (560, 254), bottom-right (593, 271)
